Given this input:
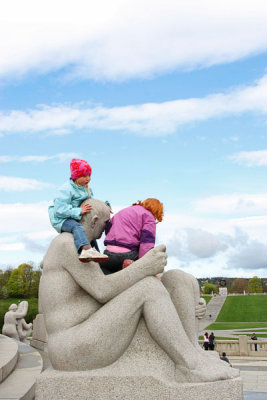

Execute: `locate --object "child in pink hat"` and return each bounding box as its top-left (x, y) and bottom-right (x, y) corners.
top-left (48, 158), bottom-right (109, 263)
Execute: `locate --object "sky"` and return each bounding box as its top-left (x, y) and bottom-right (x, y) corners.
top-left (1, 0), bottom-right (267, 279)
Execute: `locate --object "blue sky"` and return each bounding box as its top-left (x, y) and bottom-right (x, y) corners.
top-left (1, 0), bottom-right (267, 278)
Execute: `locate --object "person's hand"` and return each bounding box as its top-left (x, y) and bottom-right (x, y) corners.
top-left (81, 203), bottom-right (92, 215)
top-left (195, 297), bottom-right (207, 319)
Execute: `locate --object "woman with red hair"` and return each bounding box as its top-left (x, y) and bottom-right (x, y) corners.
top-left (102, 198), bottom-right (163, 275)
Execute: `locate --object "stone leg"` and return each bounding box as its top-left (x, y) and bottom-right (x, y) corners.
top-left (48, 275), bottom-right (239, 382)
top-left (17, 319), bottom-right (32, 342)
top-left (48, 276), bottom-right (200, 371)
top-left (162, 269), bottom-right (221, 361)
top-left (162, 269), bottom-right (201, 346)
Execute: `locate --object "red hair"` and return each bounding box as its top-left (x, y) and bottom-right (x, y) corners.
top-left (133, 198), bottom-right (164, 222)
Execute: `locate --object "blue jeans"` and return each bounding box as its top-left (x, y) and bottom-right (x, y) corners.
top-left (61, 219), bottom-right (89, 253)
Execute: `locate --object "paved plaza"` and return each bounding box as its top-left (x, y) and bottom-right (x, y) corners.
top-left (229, 356), bottom-right (267, 399)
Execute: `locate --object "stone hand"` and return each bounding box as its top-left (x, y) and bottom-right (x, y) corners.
top-left (139, 244), bottom-right (167, 277)
top-left (195, 297), bottom-right (206, 319)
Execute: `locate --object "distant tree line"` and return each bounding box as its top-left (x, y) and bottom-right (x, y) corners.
top-left (1, 265), bottom-right (266, 298)
top-left (199, 276), bottom-right (266, 294)
top-left (0, 263), bottom-right (41, 299)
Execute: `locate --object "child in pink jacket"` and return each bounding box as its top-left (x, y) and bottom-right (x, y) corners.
top-left (101, 198), bottom-right (163, 275)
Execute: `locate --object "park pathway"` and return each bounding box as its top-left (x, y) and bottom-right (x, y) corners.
top-left (199, 295), bottom-right (227, 332)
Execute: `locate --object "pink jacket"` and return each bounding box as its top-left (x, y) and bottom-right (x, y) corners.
top-left (104, 205), bottom-right (156, 258)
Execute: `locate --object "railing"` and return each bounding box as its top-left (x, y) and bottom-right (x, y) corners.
top-left (201, 293), bottom-right (267, 296)
top-left (199, 337), bottom-right (267, 356)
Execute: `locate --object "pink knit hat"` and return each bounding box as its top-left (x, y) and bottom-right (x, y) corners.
top-left (70, 159), bottom-right (92, 180)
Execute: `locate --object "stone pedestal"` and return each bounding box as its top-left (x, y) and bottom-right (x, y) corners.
top-left (35, 320), bottom-right (243, 400)
top-left (36, 369), bottom-right (243, 400)
top-left (219, 287), bottom-right (227, 296)
top-left (239, 335), bottom-right (248, 356)
top-left (29, 314), bottom-right (48, 351)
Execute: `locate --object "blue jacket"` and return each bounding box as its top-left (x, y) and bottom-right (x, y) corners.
top-left (48, 179), bottom-right (93, 233)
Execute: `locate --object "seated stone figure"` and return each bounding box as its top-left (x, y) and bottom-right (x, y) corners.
top-left (2, 301), bottom-right (32, 342)
top-left (39, 198), bottom-right (239, 383)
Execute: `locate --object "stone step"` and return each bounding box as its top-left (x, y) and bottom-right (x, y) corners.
top-left (199, 296), bottom-right (227, 332)
top-left (0, 340), bottom-right (43, 400)
top-left (0, 335), bottom-right (19, 383)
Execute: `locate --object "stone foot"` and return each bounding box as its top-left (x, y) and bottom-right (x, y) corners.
top-left (196, 345), bottom-right (220, 359)
top-left (175, 358), bottom-right (239, 383)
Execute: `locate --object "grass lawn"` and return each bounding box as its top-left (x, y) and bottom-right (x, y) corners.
top-left (205, 322), bottom-right (267, 330)
top-left (0, 298), bottom-right (38, 333)
top-left (201, 296), bottom-right (212, 304)
top-left (236, 333), bottom-right (267, 338)
top-left (216, 296), bottom-right (267, 322)
top-left (236, 329), bottom-right (267, 332)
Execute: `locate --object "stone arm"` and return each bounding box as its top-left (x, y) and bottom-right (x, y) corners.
top-left (16, 300), bottom-right (28, 318)
top-left (13, 310), bottom-right (28, 319)
top-left (64, 244), bottom-right (167, 304)
top-left (19, 319), bottom-right (32, 329)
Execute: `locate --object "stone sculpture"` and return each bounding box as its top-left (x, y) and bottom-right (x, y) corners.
top-left (2, 300), bottom-right (32, 342)
top-left (39, 198), bottom-right (239, 384)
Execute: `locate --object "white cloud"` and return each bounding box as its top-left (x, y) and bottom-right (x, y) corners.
top-left (229, 149), bottom-right (267, 167)
top-left (0, 176), bottom-right (53, 191)
top-left (0, 152), bottom-right (80, 163)
top-left (229, 240), bottom-right (267, 270)
top-left (1, 1), bottom-right (267, 81)
top-left (165, 227), bottom-right (247, 261)
top-left (19, 235), bottom-right (50, 253)
top-left (1, 74), bottom-right (267, 136)
top-left (157, 211), bottom-right (267, 276)
top-left (193, 194), bottom-right (267, 215)
top-left (0, 202), bottom-right (55, 263)
top-left (0, 243), bottom-right (24, 251)
top-left (0, 202), bottom-right (53, 233)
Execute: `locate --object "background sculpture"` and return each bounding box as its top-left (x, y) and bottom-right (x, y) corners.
top-left (2, 300), bottom-right (32, 342)
top-left (39, 198), bottom-right (239, 383)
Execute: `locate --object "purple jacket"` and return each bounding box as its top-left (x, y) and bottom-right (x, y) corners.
top-left (104, 205), bottom-right (156, 258)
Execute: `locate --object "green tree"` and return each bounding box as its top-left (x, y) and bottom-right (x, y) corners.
top-left (248, 276), bottom-right (263, 293)
top-left (29, 269), bottom-right (41, 297)
top-left (7, 263), bottom-right (41, 298)
top-left (0, 268), bottom-right (13, 299)
top-left (231, 278), bottom-right (249, 294)
top-left (7, 268), bottom-right (24, 297)
top-left (203, 283), bottom-right (217, 294)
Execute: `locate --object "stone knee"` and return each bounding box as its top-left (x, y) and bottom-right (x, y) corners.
top-left (162, 269), bottom-right (190, 290)
top-left (162, 269), bottom-right (199, 298)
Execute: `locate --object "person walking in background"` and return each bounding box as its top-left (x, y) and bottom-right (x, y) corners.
top-left (209, 332), bottom-right (215, 350)
top-left (251, 333), bottom-right (258, 351)
top-left (203, 332), bottom-right (209, 351)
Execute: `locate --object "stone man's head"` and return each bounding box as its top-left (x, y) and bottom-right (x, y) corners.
top-left (80, 199), bottom-right (111, 241)
top-left (9, 304), bottom-right (18, 312)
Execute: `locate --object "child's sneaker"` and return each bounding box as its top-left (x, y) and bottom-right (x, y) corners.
top-left (79, 248), bottom-right (109, 263)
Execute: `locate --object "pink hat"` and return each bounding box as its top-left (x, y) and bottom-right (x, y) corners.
top-left (70, 159), bottom-right (92, 180)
